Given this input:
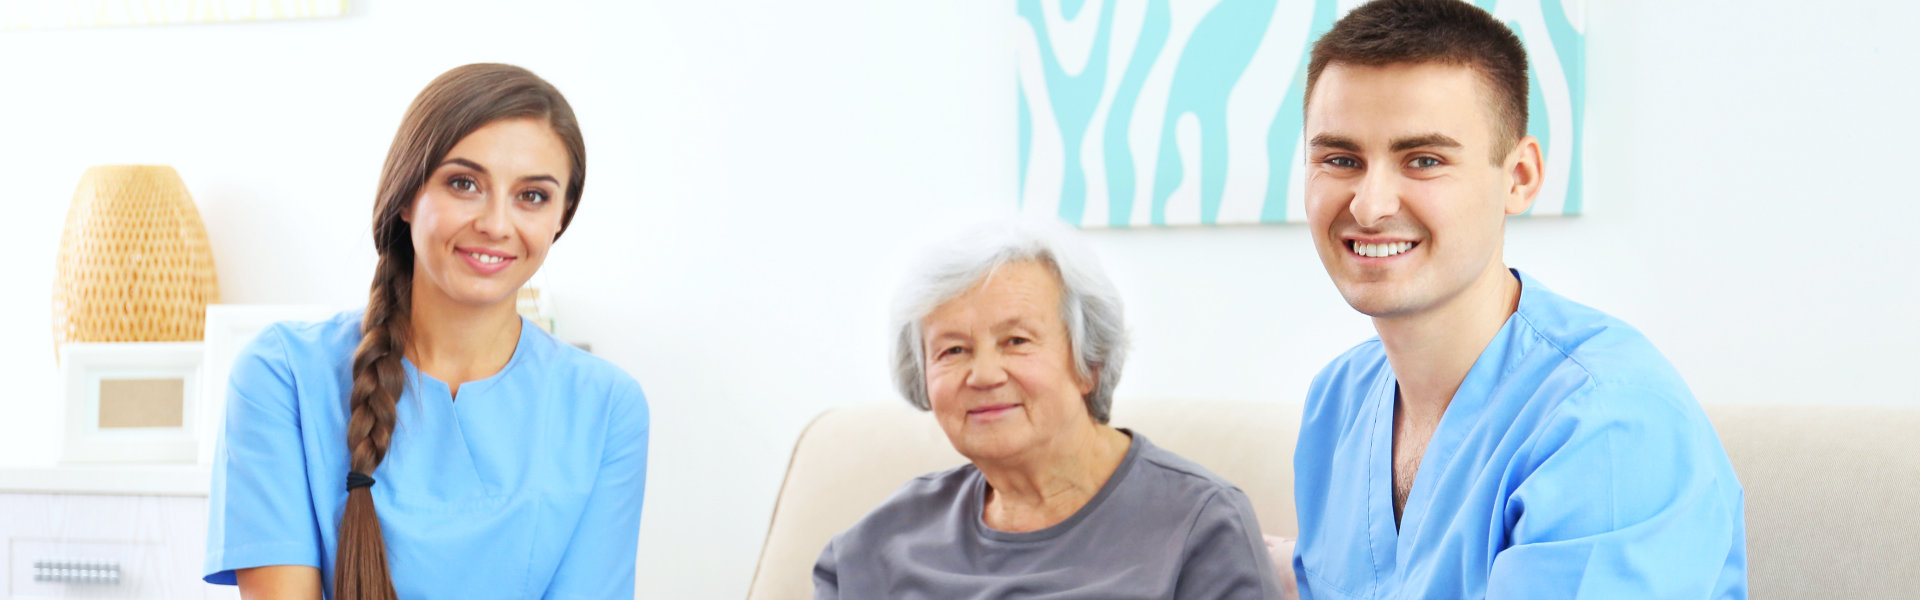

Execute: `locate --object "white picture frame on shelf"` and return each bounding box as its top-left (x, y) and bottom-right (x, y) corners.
top-left (60, 342), bottom-right (204, 464)
top-left (199, 304), bottom-right (337, 465)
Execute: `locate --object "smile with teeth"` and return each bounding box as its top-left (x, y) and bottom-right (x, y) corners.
top-left (1349, 240), bottom-right (1416, 258)
top-left (465, 251), bottom-right (510, 264)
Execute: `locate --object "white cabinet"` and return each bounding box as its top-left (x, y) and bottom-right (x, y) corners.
top-left (0, 493), bottom-right (239, 599)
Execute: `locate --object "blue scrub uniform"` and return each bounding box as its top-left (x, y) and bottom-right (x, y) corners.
top-left (204, 310), bottom-right (649, 599)
top-left (1293, 270), bottom-right (1746, 599)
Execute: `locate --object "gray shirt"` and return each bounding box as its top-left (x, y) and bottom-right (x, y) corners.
top-left (813, 432), bottom-right (1280, 599)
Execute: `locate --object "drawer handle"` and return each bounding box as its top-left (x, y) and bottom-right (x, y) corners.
top-left (32, 559), bottom-right (121, 585)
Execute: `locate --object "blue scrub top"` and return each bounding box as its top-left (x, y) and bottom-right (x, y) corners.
top-left (1293, 270), bottom-right (1746, 599)
top-left (204, 310), bottom-right (649, 599)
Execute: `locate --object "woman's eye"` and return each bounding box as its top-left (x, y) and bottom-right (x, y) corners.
top-left (520, 190), bottom-right (551, 204)
top-left (1007, 337), bottom-right (1030, 346)
top-left (449, 176), bottom-right (478, 193)
top-left (1409, 156), bottom-right (1442, 169)
top-left (938, 346), bottom-right (964, 358)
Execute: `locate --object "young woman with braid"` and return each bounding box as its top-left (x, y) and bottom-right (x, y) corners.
top-left (203, 63), bottom-right (650, 599)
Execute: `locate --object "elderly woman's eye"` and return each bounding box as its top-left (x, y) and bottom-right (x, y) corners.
top-left (937, 346), bottom-right (964, 358)
top-left (1007, 337), bottom-right (1031, 346)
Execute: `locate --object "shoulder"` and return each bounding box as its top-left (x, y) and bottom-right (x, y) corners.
top-left (250, 309), bottom-right (362, 360)
top-left (1123, 436), bottom-right (1266, 539)
top-left (833, 463), bottom-right (977, 550)
top-left (519, 323), bottom-right (647, 406)
top-left (229, 309), bottom-right (362, 388)
top-left (1310, 338), bottom-right (1388, 390)
top-left (1127, 437), bottom-right (1271, 580)
top-left (1507, 274), bottom-right (1725, 471)
top-left (1302, 338), bottom-right (1388, 430)
top-left (1130, 436), bottom-right (1252, 506)
top-left (1508, 275), bottom-right (1701, 427)
top-left (1511, 272), bottom-right (1688, 395)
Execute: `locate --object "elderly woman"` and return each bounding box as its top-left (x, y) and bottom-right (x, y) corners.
top-left (812, 218), bottom-right (1281, 599)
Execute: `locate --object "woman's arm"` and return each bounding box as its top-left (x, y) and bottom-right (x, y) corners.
top-left (235, 565), bottom-right (322, 600)
top-left (543, 380), bottom-right (650, 599)
top-left (204, 326), bottom-right (326, 586)
top-left (1265, 534), bottom-right (1300, 600)
top-left (1172, 491), bottom-right (1284, 600)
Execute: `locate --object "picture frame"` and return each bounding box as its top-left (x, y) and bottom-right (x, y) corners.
top-left (1016, 0), bottom-right (1585, 227)
top-left (60, 342), bottom-right (204, 464)
top-left (198, 304), bottom-right (337, 465)
top-left (3, 0), bottom-right (349, 31)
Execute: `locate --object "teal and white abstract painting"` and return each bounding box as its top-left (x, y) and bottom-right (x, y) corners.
top-left (1016, 0), bottom-right (1585, 227)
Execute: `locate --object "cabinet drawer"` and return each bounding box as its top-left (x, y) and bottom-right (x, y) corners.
top-left (9, 538), bottom-right (159, 598)
top-left (1, 493), bottom-right (236, 599)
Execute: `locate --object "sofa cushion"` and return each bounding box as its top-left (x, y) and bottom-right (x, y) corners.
top-left (747, 400), bottom-right (1920, 600)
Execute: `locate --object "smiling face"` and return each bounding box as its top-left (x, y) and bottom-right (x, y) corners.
top-left (1304, 62), bottom-right (1541, 320)
top-left (921, 260), bottom-right (1096, 464)
top-left (405, 117), bottom-right (572, 309)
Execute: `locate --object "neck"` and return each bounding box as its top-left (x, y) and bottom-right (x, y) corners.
top-left (975, 422), bottom-right (1131, 533)
top-left (1373, 264), bottom-right (1520, 423)
top-left (406, 282), bottom-right (523, 392)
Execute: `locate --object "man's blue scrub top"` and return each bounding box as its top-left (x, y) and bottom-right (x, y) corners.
top-left (204, 310), bottom-right (650, 599)
top-left (1293, 270), bottom-right (1746, 599)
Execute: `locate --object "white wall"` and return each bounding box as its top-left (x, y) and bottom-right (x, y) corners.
top-left (1, 1), bottom-right (1913, 597)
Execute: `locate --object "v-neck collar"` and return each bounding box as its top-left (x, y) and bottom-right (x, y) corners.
top-left (400, 316), bottom-right (540, 403)
top-left (1366, 269), bottom-right (1533, 585)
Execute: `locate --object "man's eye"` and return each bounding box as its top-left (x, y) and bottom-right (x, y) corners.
top-left (1324, 156), bottom-right (1359, 169)
top-left (1409, 157), bottom-right (1442, 169)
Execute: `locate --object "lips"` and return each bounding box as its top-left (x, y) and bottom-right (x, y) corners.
top-left (456, 246), bottom-right (517, 275)
top-left (967, 404), bottom-right (1020, 419)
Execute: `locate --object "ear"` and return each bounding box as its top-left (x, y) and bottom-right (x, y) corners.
top-left (1502, 135), bottom-right (1545, 216)
top-left (1078, 367), bottom-right (1098, 396)
top-left (401, 197), bottom-right (416, 224)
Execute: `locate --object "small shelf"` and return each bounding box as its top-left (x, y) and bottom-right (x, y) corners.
top-left (0, 464), bottom-right (211, 497)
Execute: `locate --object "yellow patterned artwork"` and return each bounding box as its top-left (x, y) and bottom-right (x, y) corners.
top-left (1, 0), bottom-right (347, 30)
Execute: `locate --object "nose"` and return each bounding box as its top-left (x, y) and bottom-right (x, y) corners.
top-left (964, 349), bottom-right (1008, 389)
top-left (1349, 168), bottom-right (1402, 228)
top-left (474, 191), bottom-right (511, 239)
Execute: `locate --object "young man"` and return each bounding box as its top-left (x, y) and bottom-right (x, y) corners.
top-left (1290, 1), bottom-right (1747, 598)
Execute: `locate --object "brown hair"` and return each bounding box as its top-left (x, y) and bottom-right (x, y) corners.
top-left (337, 63), bottom-right (585, 599)
top-left (1305, 0), bottom-right (1530, 161)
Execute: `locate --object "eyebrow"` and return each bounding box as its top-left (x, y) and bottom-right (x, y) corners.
top-left (1308, 133), bottom-right (1465, 154)
top-left (437, 157), bottom-right (561, 186)
top-left (1308, 134), bottom-right (1360, 153)
top-left (925, 316), bottom-right (1036, 344)
top-left (1390, 133), bottom-right (1463, 153)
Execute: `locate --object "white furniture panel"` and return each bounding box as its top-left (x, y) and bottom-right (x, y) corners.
top-left (0, 493), bottom-right (238, 599)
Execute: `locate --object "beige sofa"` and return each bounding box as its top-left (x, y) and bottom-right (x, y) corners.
top-left (746, 400), bottom-right (1920, 599)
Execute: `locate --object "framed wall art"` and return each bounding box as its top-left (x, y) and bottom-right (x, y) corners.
top-left (1016, 0), bottom-right (1585, 227)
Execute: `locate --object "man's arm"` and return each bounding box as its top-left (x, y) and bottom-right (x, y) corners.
top-left (1487, 385), bottom-right (1744, 599)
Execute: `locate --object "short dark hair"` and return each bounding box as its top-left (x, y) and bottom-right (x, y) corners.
top-left (1306, 0), bottom-right (1529, 160)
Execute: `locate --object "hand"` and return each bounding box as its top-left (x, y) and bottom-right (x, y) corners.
top-left (1263, 534), bottom-right (1299, 600)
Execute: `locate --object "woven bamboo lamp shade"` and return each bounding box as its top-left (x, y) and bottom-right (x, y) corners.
top-left (52, 165), bottom-right (220, 345)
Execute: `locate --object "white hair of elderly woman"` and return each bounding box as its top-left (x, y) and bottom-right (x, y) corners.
top-left (890, 216), bottom-right (1129, 424)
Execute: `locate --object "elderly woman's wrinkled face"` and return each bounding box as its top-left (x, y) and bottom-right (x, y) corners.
top-left (922, 260), bottom-right (1096, 463)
